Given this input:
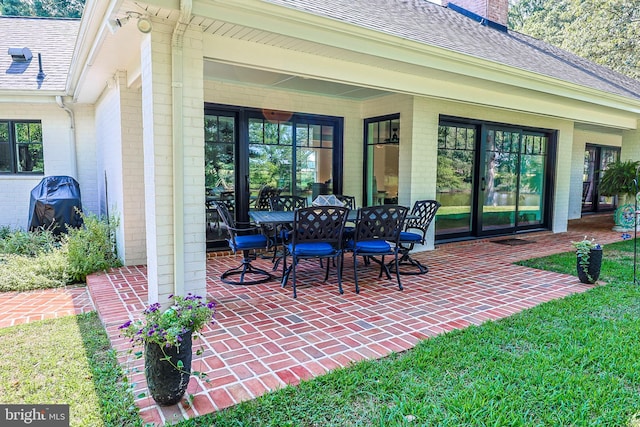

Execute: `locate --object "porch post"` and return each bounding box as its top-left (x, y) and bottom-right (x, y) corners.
top-left (621, 124), bottom-right (640, 161)
top-left (172, 21), bottom-right (206, 298)
top-left (141, 28), bottom-right (174, 306)
top-left (140, 20), bottom-right (206, 306)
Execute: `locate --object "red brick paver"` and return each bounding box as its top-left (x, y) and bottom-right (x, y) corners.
top-left (0, 285), bottom-right (93, 328)
top-left (84, 214), bottom-right (623, 426)
top-left (0, 214), bottom-right (621, 426)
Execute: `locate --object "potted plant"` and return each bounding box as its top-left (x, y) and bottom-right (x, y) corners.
top-left (571, 236), bottom-right (603, 284)
top-left (598, 160), bottom-right (640, 230)
top-left (119, 293), bottom-right (216, 406)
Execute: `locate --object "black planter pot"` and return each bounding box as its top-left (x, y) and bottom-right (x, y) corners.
top-left (577, 248), bottom-right (603, 284)
top-left (144, 332), bottom-right (193, 406)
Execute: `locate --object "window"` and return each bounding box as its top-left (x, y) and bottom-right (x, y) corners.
top-left (0, 120), bottom-right (43, 174)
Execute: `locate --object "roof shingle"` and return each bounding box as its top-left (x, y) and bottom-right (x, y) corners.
top-left (264, 0), bottom-right (640, 101)
top-left (0, 16), bottom-right (79, 92)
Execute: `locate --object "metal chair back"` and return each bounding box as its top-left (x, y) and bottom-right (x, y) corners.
top-left (254, 186), bottom-right (281, 211)
top-left (404, 200), bottom-right (441, 243)
top-left (354, 204), bottom-right (408, 243)
top-left (269, 195), bottom-right (307, 212)
top-left (334, 195), bottom-right (356, 210)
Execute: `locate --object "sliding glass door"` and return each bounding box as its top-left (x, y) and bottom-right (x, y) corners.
top-left (436, 118), bottom-right (554, 240)
top-left (205, 105), bottom-right (343, 250)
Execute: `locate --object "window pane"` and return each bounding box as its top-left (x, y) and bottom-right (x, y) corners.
top-left (321, 126), bottom-right (333, 148)
top-left (297, 124), bottom-right (310, 147)
top-left (15, 123), bottom-right (29, 142)
top-left (0, 123), bottom-right (8, 141)
top-left (17, 143), bottom-right (43, 172)
top-left (279, 122), bottom-right (292, 145)
top-left (248, 118), bottom-right (264, 143)
top-left (29, 123), bottom-right (42, 142)
top-left (204, 116), bottom-right (217, 142)
top-left (0, 142), bottom-right (10, 172)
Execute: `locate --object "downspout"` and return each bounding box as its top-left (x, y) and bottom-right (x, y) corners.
top-left (172, 0), bottom-right (192, 297)
top-left (55, 96), bottom-right (78, 179)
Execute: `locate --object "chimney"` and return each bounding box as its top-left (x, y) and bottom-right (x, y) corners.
top-left (443, 0), bottom-right (509, 27)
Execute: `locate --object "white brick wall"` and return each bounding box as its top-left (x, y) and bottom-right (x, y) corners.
top-left (95, 72), bottom-right (147, 266)
top-left (621, 125), bottom-right (640, 161)
top-left (119, 72), bottom-right (147, 265)
top-left (0, 102), bottom-right (98, 229)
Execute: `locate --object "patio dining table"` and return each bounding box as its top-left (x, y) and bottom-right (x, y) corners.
top-left (250, 209), bottom-right (416, 224)
top-left (249, 208), bottom-right (418, 286)
top-left (249, 209), bottom-right (358, 226)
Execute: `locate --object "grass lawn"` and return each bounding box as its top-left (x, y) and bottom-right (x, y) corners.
top-left (2, 240), bottom-right (640, 426)
top-left (178, 239), bottom-right (640, 426)
top-left (0, 312), bottom-right (141, 427)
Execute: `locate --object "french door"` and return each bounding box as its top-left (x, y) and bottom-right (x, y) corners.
top-left (205, 105), bottom-right (343, 249)
top-left (582, 145), bottom-right (619, 213)
top-left (436, 118), bottom-right (554, 240)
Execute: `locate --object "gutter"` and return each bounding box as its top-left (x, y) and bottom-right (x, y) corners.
top-left (55, 96), bottom-right (78, 179)
top-left (172, 0), bottom-right (192, 298)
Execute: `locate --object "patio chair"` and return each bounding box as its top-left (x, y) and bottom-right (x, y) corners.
top-left (268, 195), bottom-right (307, 212)
top-left (334, 195), bottom-right (356, 209)
top-left (389, 200), bottom-right (440, 275)
top-left (213, 201), bottom-right (274, 285)
top-left (252, 185), bottom-right (281, 211)
top-left (347, 204), bottom-right (408, 293)
top-left (281, 206), bottom-right (349, 298)
top-left (265, 195), bottom-right (308, 266)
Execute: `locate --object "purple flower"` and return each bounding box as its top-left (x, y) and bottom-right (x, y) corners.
top-left (118, 320), bottom-right (132, 329)
top-left (144, 303), bottom-right (161, 314)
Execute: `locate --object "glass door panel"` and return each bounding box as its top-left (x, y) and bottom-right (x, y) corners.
top-left (582, 147), bottom-right (596, 210)
top-left (365, 115), bottom-right (400, 206)
top-left (435, 124), bottom-right (476, 237)
top-left (205, 114), bottom-right (236, 249)
top-left (598, 147), bottom-right (619, 210)
top-left (481, 129), bottom-right (520, 232)
top-left (248, 118), bottom-right (293, 203)
top-left (296, 123), bottom-right (333, 205)
top-left (582, 145), bottom-right (620, 213)
top-left (518, 134), bottom-right (547, 226)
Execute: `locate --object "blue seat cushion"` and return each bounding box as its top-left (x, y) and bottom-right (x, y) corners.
top-left (231, 234), bottom-right (268, 250)
top-left (287, 242), bottom-right (335, 256)
top-left (399, 231), bottom-right (422, 243)
top-left (347, 240), bottom-right (391, 254)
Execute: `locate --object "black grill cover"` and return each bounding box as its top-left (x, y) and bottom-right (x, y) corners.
top-left (28, 176), bottom-right (83, 235)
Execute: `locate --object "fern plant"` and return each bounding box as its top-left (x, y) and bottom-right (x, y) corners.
top-left (62, 212), bottom-right (122, 283)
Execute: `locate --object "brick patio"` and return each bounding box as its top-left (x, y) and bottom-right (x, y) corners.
top-left (0, 214), bottom-right (624, 426)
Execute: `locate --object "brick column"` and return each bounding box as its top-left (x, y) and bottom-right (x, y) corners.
top-left (141, 28), bottom-right (174, 305)
top-left (141, 22), bottom-right (206, 304)
top-left (140, 21), bottom-right (206, 306)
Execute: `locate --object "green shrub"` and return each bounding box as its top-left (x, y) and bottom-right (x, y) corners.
top-left (0, 251), bottom-right (68, 292)
top-left (62, 213), bottom-right (122, 283)
top-left (0, 226), bottom-right (58, 256)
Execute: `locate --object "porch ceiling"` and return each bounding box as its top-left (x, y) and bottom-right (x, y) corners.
top-left (203, 60), bottom-right (389, 100)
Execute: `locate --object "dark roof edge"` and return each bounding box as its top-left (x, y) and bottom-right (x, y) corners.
top-left (447, 3), bottom-right (508, 33)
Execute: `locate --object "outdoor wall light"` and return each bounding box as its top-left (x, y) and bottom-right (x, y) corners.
top-left (108, 11), bottom-right (152, 34)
